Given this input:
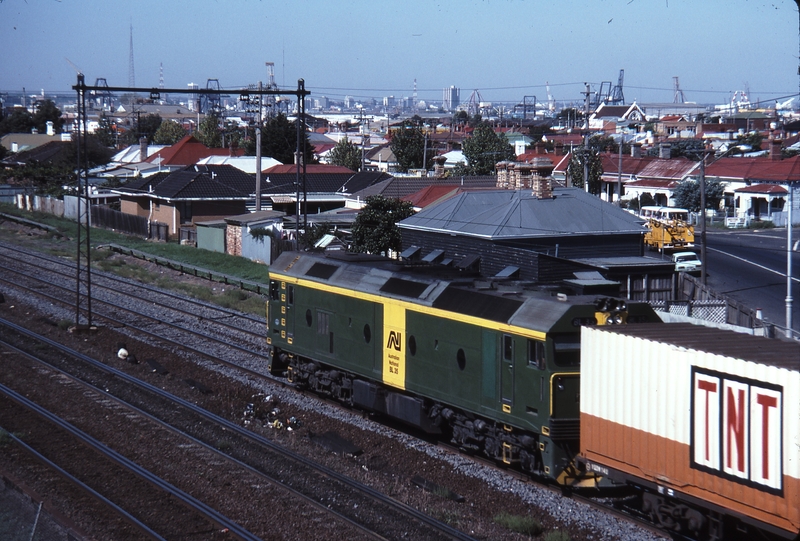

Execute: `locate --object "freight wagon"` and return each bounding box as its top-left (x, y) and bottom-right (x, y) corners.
top-left (266, 251), bottom-right (660, 484)
top-left (580, 323), bottom-right (800, 540)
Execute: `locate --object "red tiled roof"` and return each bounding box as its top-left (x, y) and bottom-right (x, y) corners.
top-left (706, 155), bottom-right (800, 182)
top-left (145, 135), bottom-right (243, 166)
top-left (734, 184), bottom-right (788, 194)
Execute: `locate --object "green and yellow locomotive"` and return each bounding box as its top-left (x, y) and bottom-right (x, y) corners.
top-left (266, 251), bottom-right (659, 485)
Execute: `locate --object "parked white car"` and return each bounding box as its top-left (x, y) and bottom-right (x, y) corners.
top-left (672, 251), bottom-right (702, 273)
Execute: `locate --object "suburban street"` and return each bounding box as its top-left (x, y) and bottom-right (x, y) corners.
top-left (700, 227), bottom-right (800, 333)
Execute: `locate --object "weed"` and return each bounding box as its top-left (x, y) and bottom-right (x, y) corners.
top-left (57, 319), bottom-right (73, 330)
top-left (543, 530), bottom-right (572, 541)
top-left (432, 509), bottom-right (462, 526)
top-left (493, 512), bottom-right (543, 536)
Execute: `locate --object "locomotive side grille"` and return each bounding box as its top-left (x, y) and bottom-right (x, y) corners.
top-left (547, 418), bottom-right (580, 441)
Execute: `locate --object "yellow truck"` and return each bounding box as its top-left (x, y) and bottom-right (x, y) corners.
top-left (640, 206), bottom-right (695, 252)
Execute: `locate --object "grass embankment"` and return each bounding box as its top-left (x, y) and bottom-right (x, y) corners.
top-left (0, 203), bottom-right (270, 316)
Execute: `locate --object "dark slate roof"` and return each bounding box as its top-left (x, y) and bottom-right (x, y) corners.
top-left (2, 141), bottom-right (71, 166)
top-left (115, 166), bottom-right (252, 200)
top-left (154, 170), bottom-right (251, 199)
top-left (115, 165), bottom-right (256, 200)
top-left (261, 170), bottom-right (392, 195)
top-left (398, 187), bottom-right (645, 239)
top-left (118, 171), bottom-right (170, 193)
top-left (192, 164), bottom-right (255, 194)
top-left (353, 175), bottom-right (497, 200)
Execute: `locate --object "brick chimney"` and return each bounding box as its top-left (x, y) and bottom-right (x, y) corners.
top-left (530, 157), bottom-right (554, 199)
top-left (554, 142), bottom-right (563, 156)
top-left (770, 139), bottom-right (783, 161)
top-left (659, 143), bottom-right (671, 159)
top-left (531, 173), bottom-right (552, 199)
top-left (631, 142), bottom-right (642, 158)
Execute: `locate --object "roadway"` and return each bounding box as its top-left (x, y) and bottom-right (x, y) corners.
top-left (699, 227), bottom-right (800, 333)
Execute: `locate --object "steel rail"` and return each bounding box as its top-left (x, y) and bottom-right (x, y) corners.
top-left (0, 335), bottom-right (389, 541)
top-left (0, 423), bottom-right (167, 541)
top-left (0, 381), bottom-right (262, 541)
top-left (0, 318), bottom-right (480, 541)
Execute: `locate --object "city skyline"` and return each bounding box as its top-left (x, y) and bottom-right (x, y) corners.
top-left (1, 0), bottom-right (798, 109)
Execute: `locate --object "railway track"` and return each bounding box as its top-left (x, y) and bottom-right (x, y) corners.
top-left (0, 318), bottom-right (479, 541)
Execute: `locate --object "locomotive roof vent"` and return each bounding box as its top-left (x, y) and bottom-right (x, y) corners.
top-left (494, 265), bottom-right (520, 279)
top-left (421, 249), bottom-right (445, 264)
top-left (400, 245), bottom-right (421, 261)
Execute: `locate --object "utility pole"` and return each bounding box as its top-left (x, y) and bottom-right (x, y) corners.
top-left (699, 148), bottom-right (707, 285)
top-left (582, 83), bottom-right (591, 193)
top-left (255, 81), bottom-right (262, 211)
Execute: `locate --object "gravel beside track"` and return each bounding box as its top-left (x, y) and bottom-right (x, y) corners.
top-left (0, 225), bottom-right (666, 541)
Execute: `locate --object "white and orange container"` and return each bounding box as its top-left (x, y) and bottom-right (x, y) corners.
top-left (580, 323), bottom-right (800, 537)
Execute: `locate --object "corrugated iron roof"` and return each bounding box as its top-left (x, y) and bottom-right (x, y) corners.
top-left (399, 187), bottom-right (645, 239)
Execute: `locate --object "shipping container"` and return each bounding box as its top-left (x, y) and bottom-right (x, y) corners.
top-left (580, 323), bottom-right (800, 537)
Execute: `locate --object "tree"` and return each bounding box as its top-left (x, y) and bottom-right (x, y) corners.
top-left (244, 113), bottom-right (316, 165)
top-left (736, 132), bottom-right (763, 153)
top-left (461, 122), bottom-right (515, 175)
top-left (95, 114), bottom-right (117, 148)
top-left (328, 136), bottom-right (361, 171)
top-left (32, 100), bottom-right (64, 134)
top-left (153, 119), bottom-right (187, 145)
top-left (0, 107), bottom-right (35, 136)
top-left (127, 113), bottom-right (162, 145)
top-left (350, 195), bottom-right (415, 255)
top-left (673, 179), bottom-right (725, 212)
top-left (196, 112), bottom-right (222, 148)
top-left (567, 148), bottom-right (603, 195)
top-left (389, 121), bottom-right (432, 172)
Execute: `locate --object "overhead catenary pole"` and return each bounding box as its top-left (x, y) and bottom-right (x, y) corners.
top-left (583, 83), bottom-right (591, 194)
top-left (74, 73), bottom-right (92, 329)
top-left (699, 149), bottom-right (707, 285)
top-left (787, 186), bottom-right (793, 337)
top-left (255, 81), bottom-right (263, 212)
top-left (73, 76), bottom-right (311, 314)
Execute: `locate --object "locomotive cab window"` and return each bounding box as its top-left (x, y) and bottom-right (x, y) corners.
top-left (552, 335), bottom-right (580, 367)
top-left (269, 280), bottom-right (280, 301)
top-left (527, 339), bottom-right (546, 370)
top-left (503, 335), bottom-right (513, 361)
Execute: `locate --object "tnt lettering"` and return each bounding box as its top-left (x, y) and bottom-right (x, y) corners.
top-left (386, 331), bottom-right (402, 351)
top-left (692, 368), bottom-right (782, 491)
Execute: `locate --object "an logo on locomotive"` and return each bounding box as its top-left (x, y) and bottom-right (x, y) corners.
top-left (386, 330), bottom-right (402, 351)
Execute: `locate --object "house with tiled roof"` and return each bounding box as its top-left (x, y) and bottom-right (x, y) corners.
top-left (145, 135), bottom-right (244, 169)
top-left (113, 164), bottom-right (257, 239)
top-left (703, 149), bottom-right (800, 225)
top-left (259, 163), bottom-right (393, 215)
top-left (589, 102), bottom-right (646, 131)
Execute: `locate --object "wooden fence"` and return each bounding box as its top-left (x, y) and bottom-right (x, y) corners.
top-left (91, 206), bottom-right (168, 241)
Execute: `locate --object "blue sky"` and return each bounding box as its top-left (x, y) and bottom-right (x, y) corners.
top-left (1, 0), bottom-right (798, 107)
